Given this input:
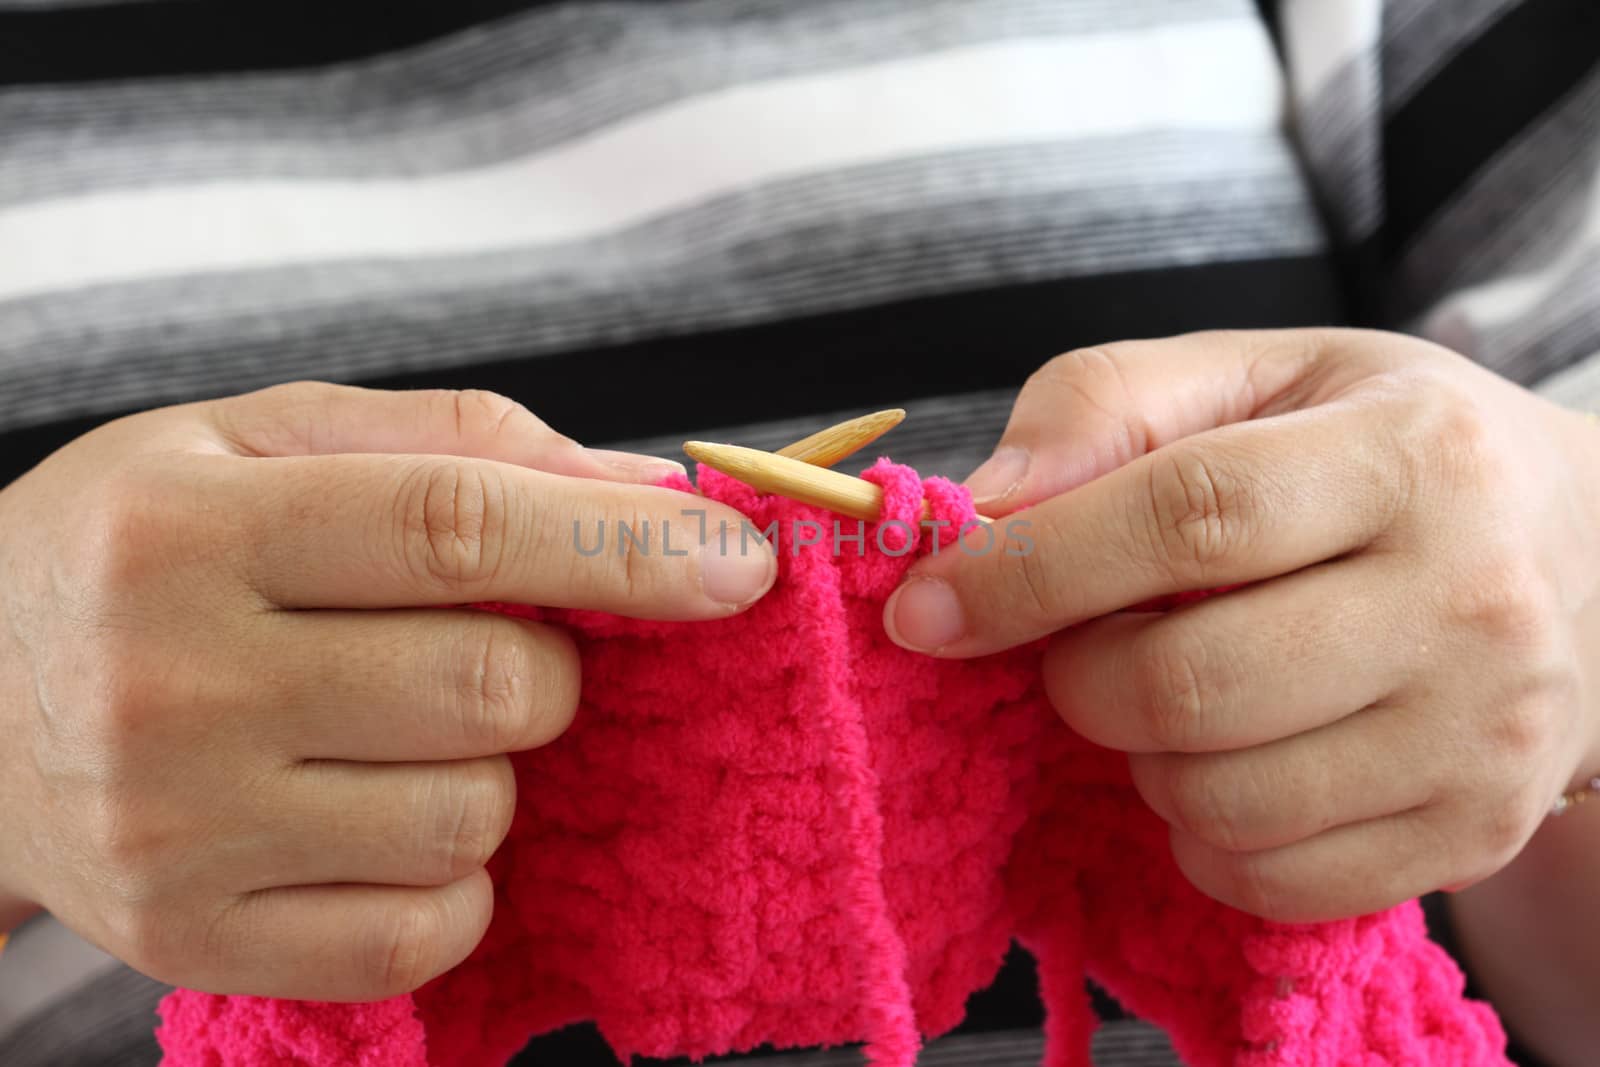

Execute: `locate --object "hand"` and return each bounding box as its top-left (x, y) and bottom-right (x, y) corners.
top-left (883, 329), bottom-right (1600, 922)
top-left (0, 382), bottom-right (775, 999)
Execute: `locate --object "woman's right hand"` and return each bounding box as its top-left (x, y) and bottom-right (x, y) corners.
top-left (0, 382), bottom-right (775, 1001)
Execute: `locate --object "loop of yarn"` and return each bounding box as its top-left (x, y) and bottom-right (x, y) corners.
top-left (859, 458), bottom-right (926, 554)
top-left (918, 475), bottom-right (977, 550)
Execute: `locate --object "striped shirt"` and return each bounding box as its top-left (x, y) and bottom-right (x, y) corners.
top-left (1, 1), bottom-right (1596, 1064)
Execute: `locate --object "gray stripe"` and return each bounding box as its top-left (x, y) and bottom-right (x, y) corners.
top-left (1379, 0), bottom-right (1520, 113)
top-left (1396, 65), bottom-right (1600, 322)
top-left (0, 127), bottom-right (1312, 348)
top-left (0, 965), bottom-right (167, 1067)
top-left (2, 127), bottom-right (1310, 349)
top-left (1532, 344), bottom-right (1600, 410)
top-left (0, 133), bottom-right (1323, 431)
top-left (0, 0), bottom-right (1249, 207)
top-left (0, 915), bottom-right (121, 1040)
top-left (1480, 244), bottom-right (1600, 385)
top-left (1293, 53), bottom-right (1384, 239)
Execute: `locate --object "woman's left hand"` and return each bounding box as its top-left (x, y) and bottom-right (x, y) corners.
top-left (884, 328), bottom-right (1600, 922)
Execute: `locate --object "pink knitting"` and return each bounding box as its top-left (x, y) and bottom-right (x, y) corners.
top-left (156, 460), bottom-right (1509, 1066)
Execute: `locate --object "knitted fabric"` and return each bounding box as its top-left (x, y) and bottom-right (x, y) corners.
top-left (155, 461), bottom-right (1509, 1066)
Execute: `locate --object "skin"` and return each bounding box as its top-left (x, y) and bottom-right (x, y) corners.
top-left (885, 328), bottom-right (1600, 1066)
top-left (0, 382), bottom-right (776, 1002)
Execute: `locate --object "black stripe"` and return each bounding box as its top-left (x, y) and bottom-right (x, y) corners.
top-left (1252, 0), bottom-right (1282, 54)
top-left (1382, 0), bottom-right (1600, 255)
top-left (0, 0), bottom-right (570, 86)
top-left (0, 254), bottom-right (1346, 487)
top-left (355, 255), bottom-right (1348, 442)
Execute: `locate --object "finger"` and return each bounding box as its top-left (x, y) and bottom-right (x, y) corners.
top-left (240, 757), bottom-right (517, 891)
top-left (1041, 559), bottom-right (1406, 752)
top-left (887, 395), bottom-right (1406, 656)
top-left (1167, 809), bottom-right (1456, 923)
top-left (1127, 701), bottom-right (1436, 854)
top-left (961, 330), bottom-right (1373, 514)
top-left (181, 869), bottom-right (494, 1000)
top-left (230, 453), bottom-right (775, 615)
top-left (259, 609), bottom-right (579, 762)
top-left (205, 381), bottom-right (682, 484)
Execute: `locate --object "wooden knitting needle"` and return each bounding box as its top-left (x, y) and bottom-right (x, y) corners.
top-left (683, 440), bottom-right (993, 524)
top-left (774, 408), bottom-right (905, 468)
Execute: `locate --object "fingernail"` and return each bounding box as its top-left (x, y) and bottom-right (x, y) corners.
top-left (698, 539), bottom-right (776, 607)
top-left (884, 576), bottom-right (966, 653)
top-left (586, 448), bottom-right (687, 484)
top-left (964, 447), bottom-right (1029, 506)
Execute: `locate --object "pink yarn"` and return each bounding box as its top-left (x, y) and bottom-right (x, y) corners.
top-left (156, 459), bottom-right (1509, 1066)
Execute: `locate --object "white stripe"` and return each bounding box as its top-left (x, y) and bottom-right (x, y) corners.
top-left (0, 21), bottom-right (1281, 304)
top-left (1280, 0), bottom-right (1381, 103)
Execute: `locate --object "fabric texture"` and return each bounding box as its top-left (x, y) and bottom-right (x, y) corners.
top-left (155, 462), bottom-right (1509, 1067)
top-left (8, 0), bottom-right (1600, 497)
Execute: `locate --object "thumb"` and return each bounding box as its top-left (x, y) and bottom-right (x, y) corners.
top-left (204, 381), bottom-right (683, 484)
top-left (963, 331), bottom-right (1329, 515)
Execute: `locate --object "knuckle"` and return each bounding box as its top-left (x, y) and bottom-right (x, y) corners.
top-left (422, 763), bottom-right (515, 884)
top-left (83, 472), bottom-right (177, 593)
top-left (1144, 448), bottom-right (1255, 578)
top-left (1448, 557), bottom-right (1558, 654)
top-left (397, 460), bottom-right (510, 591)
top-left (1034, 345), bottom-right (1133, 396)
top-left (83, 795), bottom-right (170, 896)
top-left (255, 379), bottom-right (336, 407)
top-left (456, 621), bottom-right (579, 752)
top-left (89, 820), bottom-right (156, 887)
top-left (1029, 348), bottom-right (1092, 392)
top-left (1133, 631), bottom-right (1216, 751)
top-left (1479, 789), bottom-right (1542, 861)
top-left (1233, 329), bottom-right (1333, 412)
top-left (215, 380), bottom-right (338, 455)
top-left (1221, 853), bottom-right (1292, 921)
top-left (1487, 696), bottom-right (1556, 764)
top-left (257, 380), bottom-right (341, 428)
top-left (616, 515), bottom-right (650, 603)
top-left (1027, 347), bottom-right (1145, 456)
top-left (1012, 539), bottom-right (1064, 624)
top-left (436, 388), bottom-right (532, 442)
top-left (571, 505), bottom-right (669, 608)
top-left (93, 641), bottom-right (164, 744)
top-left (1374, 378), bottom-right (1440, 493)
top-left (1395, 385), bottom-right (1513, 501)
top-left (1164, 759), bottom-right (1245, 852)
top-left (456, 620), bottom-right (531, 753)
top-left (365, 899), bottom-right (444, 997)
top-left (1427, 397), bottom-right (1504, 490)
